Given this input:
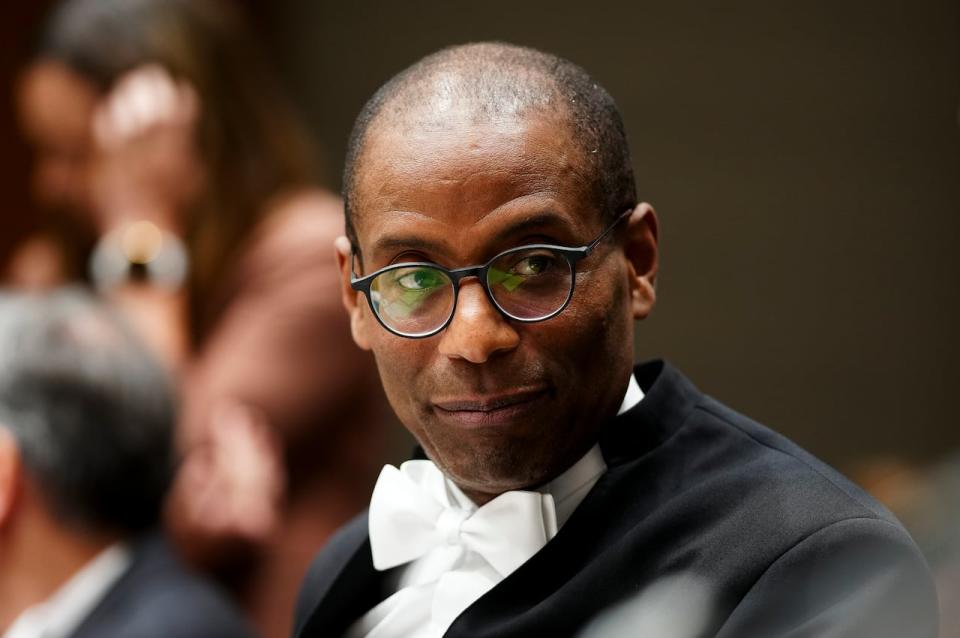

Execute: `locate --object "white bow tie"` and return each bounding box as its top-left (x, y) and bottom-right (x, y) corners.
top-left (368, 461), bottom-right (558, 578)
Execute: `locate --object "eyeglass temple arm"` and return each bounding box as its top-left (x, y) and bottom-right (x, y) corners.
top-left (585, 209), bottom-right (633, 255)
top-left (349, 253), bottom-right (368, 288)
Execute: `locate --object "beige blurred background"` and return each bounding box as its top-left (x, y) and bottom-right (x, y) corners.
top-left (2, 0), bottom-right (958, 471)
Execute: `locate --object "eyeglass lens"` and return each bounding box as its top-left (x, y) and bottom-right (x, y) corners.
top-left (371, 266), bottom-right (455, 336)
top-left (487, 247), bottom-right (572, 320)
top-left (369, 247), bottom-right (573, 336)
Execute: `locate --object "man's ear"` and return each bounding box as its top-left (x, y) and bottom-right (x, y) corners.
top-left (0, 428), bottom-right (21, 528)
top-left (334, 236), bottom-right (372, 351)
top-left (623, 202), bottom-right (659, 320)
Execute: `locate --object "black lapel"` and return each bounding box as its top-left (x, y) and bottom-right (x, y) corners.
top-left (598, 360), bottom-right (699, 468)
top-left (297, 535), bottom-right (387, 638)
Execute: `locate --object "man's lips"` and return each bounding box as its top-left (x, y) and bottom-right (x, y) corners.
top-left (431, 386), bottom-right (550, 428)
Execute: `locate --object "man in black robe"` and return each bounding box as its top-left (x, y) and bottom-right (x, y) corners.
top-left (295, 42), bottom-right (938, 638)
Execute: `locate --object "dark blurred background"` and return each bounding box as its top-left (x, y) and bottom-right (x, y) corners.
top-left (3, 0), bottom-right (958, 471)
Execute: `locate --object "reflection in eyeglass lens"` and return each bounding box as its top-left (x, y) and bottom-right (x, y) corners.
top-left (490, 249), bottom-right (571, 319)
top-left (373, 267), bottom-right (453, 329)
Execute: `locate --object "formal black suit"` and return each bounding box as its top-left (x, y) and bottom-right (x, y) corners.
top-left (294, 361), bottom-right (938, 637)
top-left (71, 533), bottom-right (254, 638)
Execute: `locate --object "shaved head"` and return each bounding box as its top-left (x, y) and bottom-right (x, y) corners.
top-left (343, 42), bottom-right (637, 252)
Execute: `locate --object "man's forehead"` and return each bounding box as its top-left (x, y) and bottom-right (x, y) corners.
top-left (350, 114), bottom-right (596, 258)
top-left (354, 111), bottom-right (589, 208)
top-left (367, 205), bottom-right (589, 262)
top-left (363, 102), bottom-right (577, 160)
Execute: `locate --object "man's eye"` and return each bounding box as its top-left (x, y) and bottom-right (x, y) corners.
top-left (396, 269), bottom-right (444, 290)
top-left (511, 254), bottom-right (554, 276)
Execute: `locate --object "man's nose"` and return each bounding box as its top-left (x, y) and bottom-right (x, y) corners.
top-left (437, 280), bottom-right (520, 363)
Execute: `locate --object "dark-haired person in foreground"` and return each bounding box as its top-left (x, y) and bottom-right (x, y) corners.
top-left (294, 43), bottom-right (938, 637)
top-left (0, 290), bottom-right (253, 638)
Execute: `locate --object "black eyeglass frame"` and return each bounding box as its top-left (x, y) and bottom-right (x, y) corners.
top-left (350, 209), bottom-right (633, 339)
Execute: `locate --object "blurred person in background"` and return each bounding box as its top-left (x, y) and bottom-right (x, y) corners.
top-left (13, 1), bottom-right (389, 636)
top-left (854, 456), bottom-right (960, 638)
top-left (0, 288), bottom-right (253, 638)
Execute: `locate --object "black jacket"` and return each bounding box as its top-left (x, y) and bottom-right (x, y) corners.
top-left (71, 533), bottom-right (254, 638)
top-left (294, 360), bottom-right (938, 637)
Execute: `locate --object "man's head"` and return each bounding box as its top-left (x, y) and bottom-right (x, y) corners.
top-left (343, 43), bottom-right (639, 254)
top-left (337, 43), bottom-right (658, 503)
top-left (0, 289), bottom-right (174, 538)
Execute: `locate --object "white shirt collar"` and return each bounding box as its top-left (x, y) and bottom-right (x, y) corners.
top-left (619, 373), bottom-right (644, 416)
top-left (3, 543), bottom-right (132, 638)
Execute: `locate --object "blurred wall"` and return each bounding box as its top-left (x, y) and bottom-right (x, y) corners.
top-left (261, 0), bottom-right (960, 469)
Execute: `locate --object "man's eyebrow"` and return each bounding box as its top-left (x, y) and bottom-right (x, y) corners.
top-left (370, 235), bottom-right (447, 259)
top-left (488, 210), bottom-right (574, 244)
top-left (369, 210), bottom-right (575, 262)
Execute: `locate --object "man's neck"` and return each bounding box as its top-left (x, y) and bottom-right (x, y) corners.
top-left (0, 506), bottom-right (116, 630)
top-left (459, 487), bottom-right (499, 507)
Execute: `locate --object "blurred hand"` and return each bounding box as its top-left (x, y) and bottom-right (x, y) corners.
top-left (89, 65), bottom-right (204, 235)
top-left (168, 402), bottom-right (286, 553)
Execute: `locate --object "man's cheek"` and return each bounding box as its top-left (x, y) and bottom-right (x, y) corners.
top-left (371, 346), bottom-right (427, 421)
top-left (532, 309), bottom-right (602, 361)
top-left (370, 349), bottom-right (406, 409)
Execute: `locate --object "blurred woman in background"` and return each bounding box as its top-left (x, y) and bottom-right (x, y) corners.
top-left (14, 1), bottom-right (389, 636)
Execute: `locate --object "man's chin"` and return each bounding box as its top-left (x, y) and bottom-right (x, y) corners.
top-left (428, 444), bottom-right (561, 501)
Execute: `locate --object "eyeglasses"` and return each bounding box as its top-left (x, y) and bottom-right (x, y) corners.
top-left (351, 210), bottom-right (632, 339)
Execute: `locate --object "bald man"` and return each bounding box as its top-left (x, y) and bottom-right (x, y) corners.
top-left (293, 43), bottom-right (937, 638)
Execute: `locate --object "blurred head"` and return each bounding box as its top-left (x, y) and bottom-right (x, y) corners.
top-left (0, 289), bottom-right (175, 536)
top-left (338, 43), bottom-right (658, 502)
top-left (19, 0), bottom-right (317, 337)
top-left (17, 60), bottom-right (99, 215)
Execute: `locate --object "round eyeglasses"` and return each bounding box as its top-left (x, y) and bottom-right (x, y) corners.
top-left (350, 210), bottom-right (631, 338)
